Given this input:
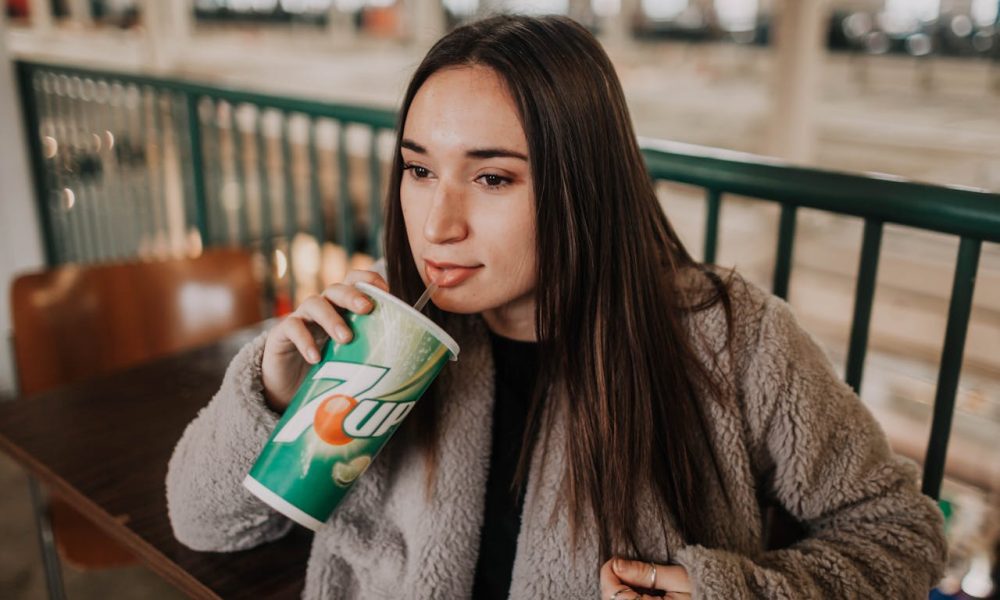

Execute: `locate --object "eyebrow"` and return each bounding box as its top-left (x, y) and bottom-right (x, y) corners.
top-left (401, 138), bottom-right (528, 161)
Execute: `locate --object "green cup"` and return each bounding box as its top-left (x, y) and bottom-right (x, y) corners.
top-left (243, 282), bottom-right (459, 530)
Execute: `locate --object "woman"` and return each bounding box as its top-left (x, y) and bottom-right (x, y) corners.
top-left (166, 14), bottom-right (947, 599)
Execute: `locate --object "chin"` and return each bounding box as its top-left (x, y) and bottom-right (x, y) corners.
top-left (430, 297), bottom-right (481, 314)
top-left (430, 289), bottom-right (492, 315)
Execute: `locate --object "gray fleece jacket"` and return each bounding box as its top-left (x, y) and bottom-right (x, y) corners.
top-left (165, 270), bottom-right (947, 599)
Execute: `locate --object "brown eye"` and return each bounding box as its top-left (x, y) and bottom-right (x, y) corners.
top-left (478, 173), bottom-right (511, 189)
top-left (402, 164), bottom-right (430, 179)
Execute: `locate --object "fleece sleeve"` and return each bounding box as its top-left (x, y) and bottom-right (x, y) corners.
top-left (165, 331), bottom-right (294, 551)
top-left (674, 296), bottom-right (948, 599)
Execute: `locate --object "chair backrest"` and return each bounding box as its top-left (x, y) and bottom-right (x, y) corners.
top-left (10, 248), bottom-right (263, 396)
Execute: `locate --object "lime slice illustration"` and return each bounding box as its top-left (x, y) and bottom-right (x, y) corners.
top-left (333, 455), bottom-right (372, 487)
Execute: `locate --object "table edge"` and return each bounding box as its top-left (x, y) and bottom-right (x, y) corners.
top-left (0, 433), bottom-right (221, 600)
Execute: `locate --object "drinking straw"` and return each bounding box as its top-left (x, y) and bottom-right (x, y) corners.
top-left (413, 281), bottom-right (438, 312)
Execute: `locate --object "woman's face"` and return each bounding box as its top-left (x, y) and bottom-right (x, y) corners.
top-left (400, 65), bottom-right (537, 326)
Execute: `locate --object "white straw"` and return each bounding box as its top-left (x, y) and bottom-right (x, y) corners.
top-left (413, 281), bottom-right (438, 312)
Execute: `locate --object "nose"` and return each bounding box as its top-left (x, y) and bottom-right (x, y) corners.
top-left (422, 180), bottom-right (468, 244)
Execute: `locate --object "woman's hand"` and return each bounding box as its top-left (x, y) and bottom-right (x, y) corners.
top-left (261, 269), bottom-right (389, 413)
top-left (599, 557), bottom-right (692, 599)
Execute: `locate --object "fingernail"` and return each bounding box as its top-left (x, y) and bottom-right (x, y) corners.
top-left (613, 558), bottom-right (622, 572)
top-left (307, 349), bottom-right (320, 363)
top-left (336, 325), bottom-right (351, 342)
top-left (354, 298), bottom-right (370, 311)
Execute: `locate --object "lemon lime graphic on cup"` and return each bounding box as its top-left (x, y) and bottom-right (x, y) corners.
top-left (243, 282), bottom-right (459, 531)
top-left (333, 455), bottom-right (372, 487)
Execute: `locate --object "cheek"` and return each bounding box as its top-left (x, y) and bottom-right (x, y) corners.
top-left (487, 203), bottom-right (536, 282)
top-left (400, 200), bottom-right (424, 253)
top-left (513, 247), bottom-right (537, 288)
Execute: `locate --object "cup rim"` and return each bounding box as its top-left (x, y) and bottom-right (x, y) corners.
top-left (354, 282), bottom-right (460, 360)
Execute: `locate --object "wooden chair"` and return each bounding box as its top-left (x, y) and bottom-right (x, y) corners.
top-left (10, 248), bottom-right (263, 594)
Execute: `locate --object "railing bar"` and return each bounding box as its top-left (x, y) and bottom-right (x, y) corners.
top-left (163, 91), bottom-right (187, 256)
top-left (703, 188), bottom-right (721, 265)
top-left (62, 79), bottom-right (81, 261)
top-left (159, 90), bottom-right (175, 253)
top-left (64, 77), bottom-right (90, 261)
top-left (207, 101), bottom-right (228, 247)
top-left (103, 79), bottom-right (125, 259)
top-left (922, 237), bottom-right (982, 500)
top-left (95, 80), bottom-right (117, 259)
top-left (219, 115), bottom-right (232, 246)
top-left (59, 77), bottom-right (91, 263)
top-left (308, 119), bottom-right (325, 291)
top-left (151, 87), bottom-right (172, 257)
top-left (82, 78), bottom-right (115, 260)
top-left (72, 77), bottom-right (103, 262)
top-left (33, 72), bottom-right (65, 264)
top-left (152, 89), bottom-right (170, 254)
top-left (135, 87), bottom-right (156, 252)
top-left (104, 79), bottom-right (127, 258)
top-left (99, 80), bottom-right (120, 258)
top-left (217, 101), bottom-right (239, 246)
top-left (35, 74), bottom-right (63, 263)
top-left (281, 112), bottom-right (298, 305)
top-left (17, 60), bottom-right (399, 130)
top-left (256, 109), bottom-right (276, 313)
top-left (772, 203), bottom-right (797, 300)
top-left (102, 81), bottom-right (126, 259)
top-left (230, 103), bottom-right (250, 246)
top-left (84, 78), bottom-right (109, 259)
top-left (65, 79), bottom-right (88, 262)
top-left (109, 82), bottom-right (142, 257)
top-left (641, 148), bottom-right (1000, 244)
top-left (337, 122), bottom-right (354, 256)
top-left (368, 127), bottom-right (382, 259)
top-left (170, 93), bottom-right (205, 249)
top-left (844, 218), bottom-right (884, 394)
top-left (180, 93), bottom-right (206, 249)
top-left (120, 83), bottom-right (146, 258)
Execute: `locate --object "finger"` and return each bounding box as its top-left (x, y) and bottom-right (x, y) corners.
top-left (600, 559), bottom-right (619, 598)
top-left (600, 560), bottom-right (643, 600)
top-left (321, 283), bottom-right (375, 316)
top-left (343, 269), bottom-right (389, 292)
top-left (599, 559), bottom-right (626, 598)
top-left (664, 593), bottom-right (691, 600)
top-left (297, 296), bottom-right (352, 345)
top-left (612, 558), bottom-right (692, 594)
top-left (282, 316), bottom-right (323, 364)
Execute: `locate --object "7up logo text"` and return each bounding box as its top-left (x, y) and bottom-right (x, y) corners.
top-left (272, 361), bottom-right (413, 445)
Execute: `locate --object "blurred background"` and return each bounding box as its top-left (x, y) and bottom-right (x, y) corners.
top-left (0, 0), bottom-right (998, 598)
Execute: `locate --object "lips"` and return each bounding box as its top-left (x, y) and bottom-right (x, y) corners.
top-left (424, 259), bottom-right (483, 288)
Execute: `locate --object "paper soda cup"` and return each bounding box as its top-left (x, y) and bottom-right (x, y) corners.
top-left (243, 282), bottom-right (459, 530)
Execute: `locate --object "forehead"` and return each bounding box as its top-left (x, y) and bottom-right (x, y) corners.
top-left (403, 65), bottom-right (527, 154)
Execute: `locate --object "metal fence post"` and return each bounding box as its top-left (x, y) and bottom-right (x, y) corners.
top-left (186, 94), bottom-right (210, 247)
top-left (16, 63), bottom-right (57, 266)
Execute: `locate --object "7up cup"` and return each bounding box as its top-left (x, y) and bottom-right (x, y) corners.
top-left (243, 282), bottom-right (459, 530)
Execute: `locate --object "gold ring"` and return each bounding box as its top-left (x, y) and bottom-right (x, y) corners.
top-left (649, 562), bottom-right (657, 588)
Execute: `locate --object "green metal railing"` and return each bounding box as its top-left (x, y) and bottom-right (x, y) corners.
top-left (16, 60), bottom-right (1000, 501)
top-left (640, 138), bottom-right (1000, 500)
top-left (16, 59), bottom-right (396, 311)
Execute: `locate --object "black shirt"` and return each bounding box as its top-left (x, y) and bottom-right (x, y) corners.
top-left (470, 330), bottom-right (540, 599)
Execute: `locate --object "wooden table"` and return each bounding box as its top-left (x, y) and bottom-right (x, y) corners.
top-left (0, 324), bottom-right (312, 599)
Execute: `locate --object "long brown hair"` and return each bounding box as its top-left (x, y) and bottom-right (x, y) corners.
top-left (384, 14), bottom-right (735, 558)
